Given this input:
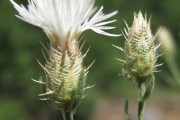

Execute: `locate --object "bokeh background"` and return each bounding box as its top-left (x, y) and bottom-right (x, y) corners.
top-left (0, 0), bottom-right (180, 120)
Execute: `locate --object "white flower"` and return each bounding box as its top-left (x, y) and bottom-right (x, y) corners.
top-left (10, 0), bottom-right (120, 47)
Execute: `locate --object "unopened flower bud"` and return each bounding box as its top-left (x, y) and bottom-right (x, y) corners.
top-left (122, 12), bottom-right (161, 79)
top-left (113, 12), bottom-right (161, 120)
top-left (157, 26), bottom-right (176, 55)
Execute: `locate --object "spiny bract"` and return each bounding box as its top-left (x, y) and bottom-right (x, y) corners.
top-left (34, 37), bottom-right (89, 112)
top-left (117, 12), bottom-right (162, 81)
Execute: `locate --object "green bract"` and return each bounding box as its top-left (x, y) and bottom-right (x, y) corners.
top-left (123, 12), bottom-right (160, 79)
top-left (34, 37), bottom-right (88, 114)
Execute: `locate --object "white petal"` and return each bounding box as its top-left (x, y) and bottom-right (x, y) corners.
top-left (11, 0), bottom-right (120, 39)
top-left (91, 28), bottom-right (121, 37)
top-left (94, 20), bottom-right (117, 27)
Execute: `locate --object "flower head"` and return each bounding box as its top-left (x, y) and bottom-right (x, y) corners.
top-left (114, 12), bottom-right (161, 120)
top-left (118, 12), bottom-right (161, 80)
top-left (11, 0), bottom-right (119, 114)
top-left (35, 37), bottom-right (87, 111)
top-left (10, 0), bottom-right (120, 48)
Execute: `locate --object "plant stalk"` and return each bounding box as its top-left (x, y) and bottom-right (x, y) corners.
top-left (137, 75), bottom-right (155, 120)
top-left (61, 110), bottom-right (74, 120)
top-left (137, 81), bottom-right (146, 120)
top-left (138, 100), bottom-right (145, 120)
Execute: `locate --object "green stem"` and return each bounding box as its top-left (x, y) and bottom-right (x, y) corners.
top-left (138, 100), bottom-right (145, 120)
top-left (137, 75), bottom-right (155, 120)
top-left (137, 82), bottom-right (145, 120)
top-left (61, 110), bottom-right (74, 120)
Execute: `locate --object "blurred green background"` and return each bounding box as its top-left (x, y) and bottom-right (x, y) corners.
top-left (0, 0), bottom-right (180, 120)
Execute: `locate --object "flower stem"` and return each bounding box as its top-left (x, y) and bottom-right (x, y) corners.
top-left (61, 110), bottom-right (74, 120)
top-left (138, 100), bottom-right (145, 120)
top-left (137, 81), bottom-right (146, 120)
top-left (137, 75), bottom-right (155, 120)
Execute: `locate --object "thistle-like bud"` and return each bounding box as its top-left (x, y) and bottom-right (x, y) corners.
top-left (122, 12), bottom-right (161, 80)
top-left (33, 36), bottom-right (88, 116)
top-left (157, 26), bottom-right (176, 56)
top-left (157, 26), bottom-right (180, 84)
top-left (114, 12), bottom-right (162, 120)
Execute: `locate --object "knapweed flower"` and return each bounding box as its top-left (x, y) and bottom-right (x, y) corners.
top-left (121, 12), bottom-right (161, 80)
top-left (10, 0), bottom-right (119, 117)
